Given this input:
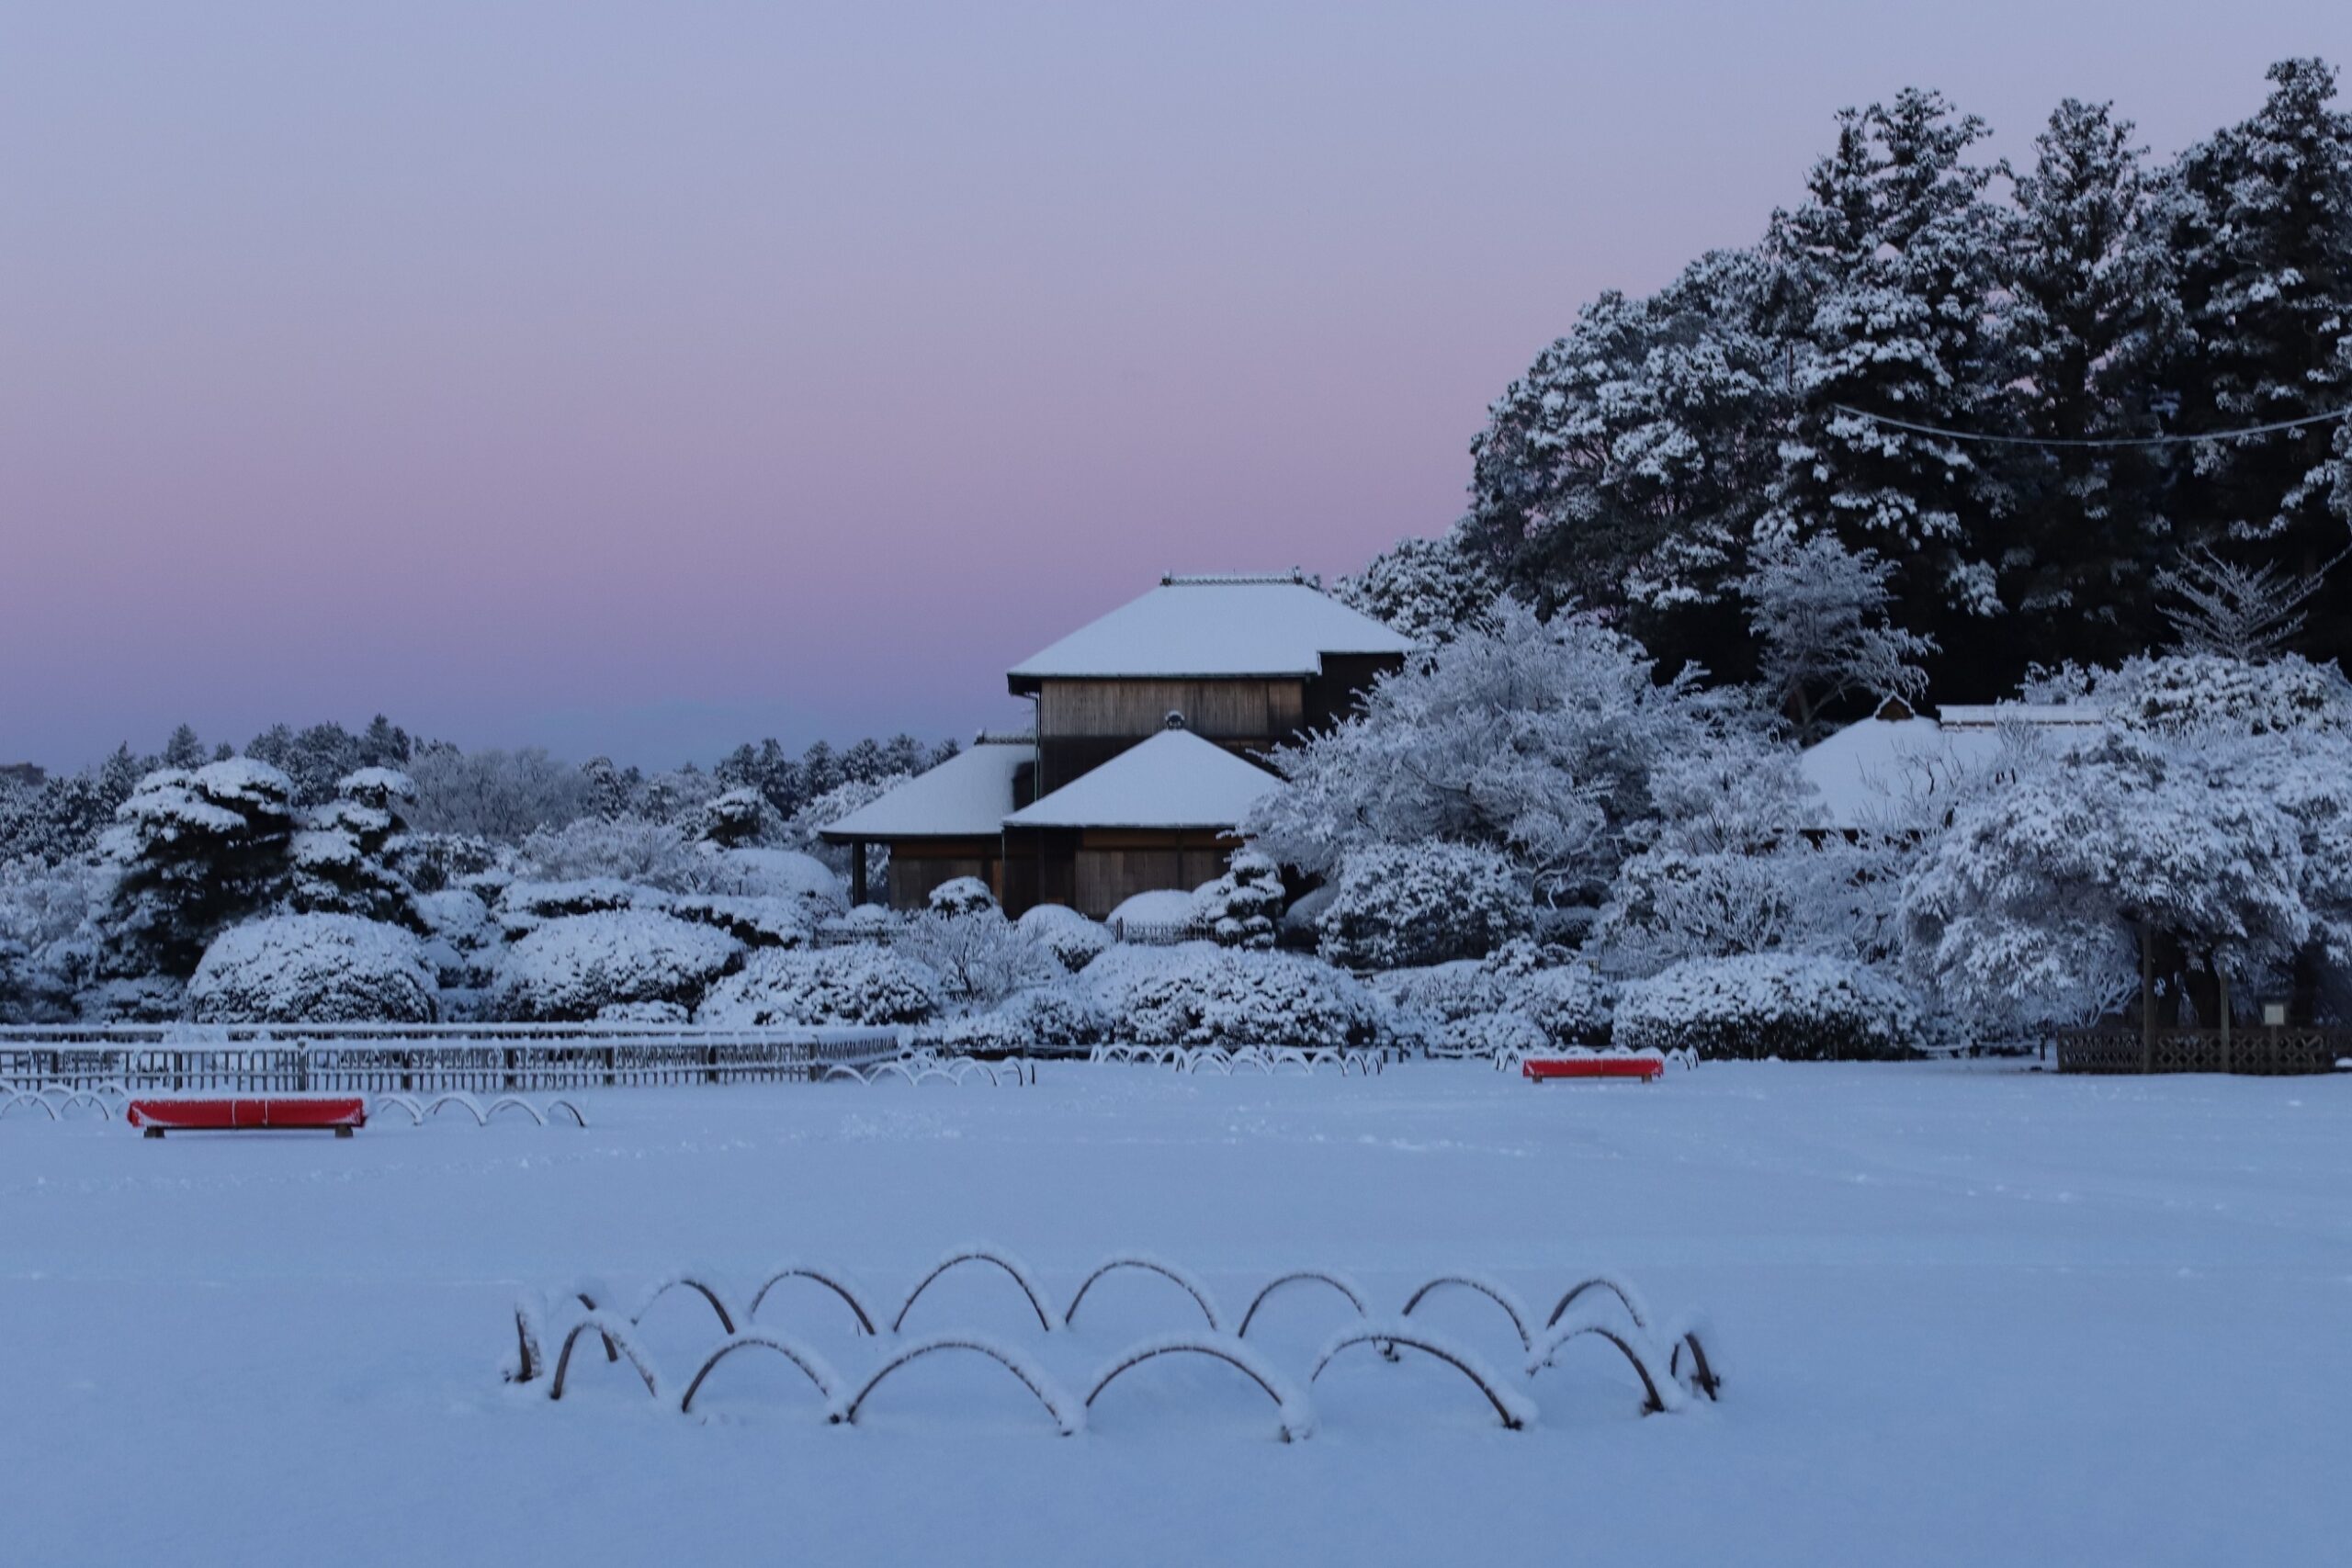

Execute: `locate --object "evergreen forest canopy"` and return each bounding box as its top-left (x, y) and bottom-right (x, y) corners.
top-left (1374, 58), bottom-right (2352, 729)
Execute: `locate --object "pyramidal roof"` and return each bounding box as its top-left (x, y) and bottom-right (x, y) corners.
top-left (819, 738), bottom-right (1029, 841)
top-left (1007, 572), bottom-right (1412, 689)
top-left (1005, 728), bottom-right (1280, 830)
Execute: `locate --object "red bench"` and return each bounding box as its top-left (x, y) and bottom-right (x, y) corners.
top-left (127, 1097), bottom-right (368, 1137)
top-left (1522, 1056), bottom-right (1663, 1084)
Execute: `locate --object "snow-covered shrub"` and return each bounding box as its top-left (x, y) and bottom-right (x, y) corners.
top-left (1365, 959), bottom-right (1500, 1032)
top-left (187, 914), bottom-right (436, 1023)
top-left (695, 847), bottom-right (846, 914)
top-left (695, 787), bottom-right (779, 848)
top-left (1317, 841), bottom-right (1529, 969)
top-left (894, 908), bottom-right (1057, 1005)
top-left (489, 909), bottom-right (742, 1021)
top-left (597, 998), bottom-right (687, 1024)
top-left (1108, 887), bottom-right (1203, 932)
top-left (1901, 728), bottom-right (2311, 1032)
top-left (666, 894), bottom-right (815, 950)
top-left (924, 986), bottom-right (1107, 1053)
top-left (1088, 943), bottom-right (1385, 1048)
top-left (1017, 903), bottom-right (1112, 972)
top-left (2106, 653), bottom-right (2352, 737)
top-left (390, 830), bottom-right (505, 896)
top-left (1193, 850), bottom-right (1284, 948)
top-left (695, 945), bottom-right (941, 1027)
top-left (1368, 944), bottom-right (1611, 1049)
top-left (492, 878), bottom-right (648, 940)
top-left (1615, 954), bottom-right (1923, 1061)
top-left (820, 904), bottom-right (899, 942)
top-left (75, 974), bottom-right (186, 1022)
top-left (405, 744), bottom-right (588, 841)
top-left (1427, 1009), bottom-right (1551, 1058)
top-left (1483, 942), bottom-right (1613, 1044)
top-left (414, 886), bottom-right (502, 1014)
top-left (514, 814), bottom-right (699, 891)
top-left (927, 875), bottom-right (996, 915)
top-left (0, 856), bottom-right (98, 1022)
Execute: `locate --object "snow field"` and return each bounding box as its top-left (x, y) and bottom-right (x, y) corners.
top-left (0, 1060), bottom-right (2346, 1566)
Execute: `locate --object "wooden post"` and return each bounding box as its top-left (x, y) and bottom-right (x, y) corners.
top-left (2218, 966), bottom-right (2232, 1076)
top-left (2139, 920), bottom-right (2155, 1075)
top-left (851, 841), bottom-right (869, 907)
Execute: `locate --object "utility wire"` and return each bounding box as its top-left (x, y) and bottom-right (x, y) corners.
top-left (1829, 402), bottom-right (2352, 449)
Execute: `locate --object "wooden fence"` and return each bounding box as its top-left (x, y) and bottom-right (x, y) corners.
top-left (2053, 1026), bottom-right (2350, 1077)
top-left (0, 1023), bottom-right (901, 1094)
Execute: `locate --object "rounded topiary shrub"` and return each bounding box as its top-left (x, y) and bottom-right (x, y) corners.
top-left (1104, 947), bottom-right (1385, 1048)
top-left (187, 914), bottom-right (436, 1023)
top-left (1614, 954), bottom-right (1922, 1061)
top-left (1016, 903), bottom-right (1113, 972)
top-left (927, 876), bottom-right (997, 916)
top-left (695, 945), bottom-right (942, 1027)
top-left (923, 986), bottom-right (1107, 1054)
top-left (1317, 841), bottom-right (1530, 969)
top-left (488, 909), bottom-right (741, 1021)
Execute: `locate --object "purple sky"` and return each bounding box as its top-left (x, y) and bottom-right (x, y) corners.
top-left (6, 2), bottom-right (2346, 770)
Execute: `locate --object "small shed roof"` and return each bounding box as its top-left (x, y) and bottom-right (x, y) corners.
top-left (1007, 573), bottom-right (1412, 689)
top-left (1799, 705), bottom-right (2103, 830)
top-left (819, 739), bottom-right (1028, 841)
top-left (1004, 728), bottom-right (1280, 830)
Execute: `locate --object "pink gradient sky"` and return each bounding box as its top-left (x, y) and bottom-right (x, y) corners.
top-left (5, 2), bottom-right (2346, 769)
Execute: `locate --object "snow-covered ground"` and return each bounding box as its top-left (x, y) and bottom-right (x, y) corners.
top-left (2, 1062), bottom-right (2345, 1566)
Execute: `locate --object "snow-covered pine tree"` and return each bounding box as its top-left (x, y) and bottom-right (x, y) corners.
top-left (1333, 525), bottom-right (1500, 647)
top-left (2157, 59), bottom-right (2352, 662)
top-left (1764, 89), bottom-right (2017, 693)
top-left (1464, 248), bottom-right (1784, 677)
top-left (97, 759), bottom-right (299, 979)
top-left (286, 768), bottom-right (425, 931)
top-left (2004, 98), bottom-right (2178, 665)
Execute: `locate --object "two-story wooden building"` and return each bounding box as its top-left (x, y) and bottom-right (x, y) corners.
top-left (822, 570), bottom-right (1411, 918)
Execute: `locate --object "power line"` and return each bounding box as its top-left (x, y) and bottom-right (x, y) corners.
top-left (1829, 402), bottom-right (2352, 449)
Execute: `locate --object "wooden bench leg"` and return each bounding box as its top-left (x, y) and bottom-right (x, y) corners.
top-left (143, 1127), bottom-right (164, 1139)
top-left (334, 1125), bottom-right (354, 1138)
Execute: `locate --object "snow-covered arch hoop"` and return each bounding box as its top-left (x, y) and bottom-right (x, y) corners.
top-left (1083, 1337), bottom-right (1312, 1441)
top-left (1235, 1270), bottom-right (1368, 1339)
top-left (1311, 1325), bottom-right (1534, 1431)
top-left (832, 1336), bottom-right (1081, 1436)
top-left (678, 1332), bottom-right (844, 1416)
top-left (748, 1264), bottom-right (878, 1336)
top-left (630, 1271), bottom-right (739, 1336)
top-left (891, 1247), bottom-right (1056, 1335)
top-left (1397, 1274), bottom-right (1533, 1354)
top-left (1524, 1314), bottom-right (1680, 1416)
top-left (1062, 1256), bottom-right (1222, 1333)
top-left (547, 1314), bottom-right (662, 1403)
top-left (1544, 1274), bottom-right (1654, 1335)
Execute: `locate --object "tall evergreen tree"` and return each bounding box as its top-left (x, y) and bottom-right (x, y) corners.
top-left (2006, 98), bottom-right (2179, 665)
top-left (2159, 58), bottom-right (2352, 660)
top-left (1764, 87), bottom-right (2018, 701)
top-left (1465, 248), bottom-right (1786, 677)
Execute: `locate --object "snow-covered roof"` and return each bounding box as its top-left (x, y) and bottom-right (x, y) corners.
top-left (1006, 572), bottom-right (1413, 688)
top-left (1799, 705), bottom-right (2103, 831)
top-left (1004, 728), bottom-right (1279, 830)
top-left (819, 739), bottom-right (1029, 840)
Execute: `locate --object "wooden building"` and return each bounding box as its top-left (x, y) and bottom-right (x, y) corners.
top-left (823, 570), bottom-right (1410, 916)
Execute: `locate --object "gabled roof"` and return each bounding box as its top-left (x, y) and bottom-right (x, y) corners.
top-left (1007, 572), bottom-right (1413, 690)
top-left (1004, 728), bottom-right (1279, 830)
top-left (1798, 704), bottom-right (2103, 831)
top-left (819, 739), bottom-right (1028, 841)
